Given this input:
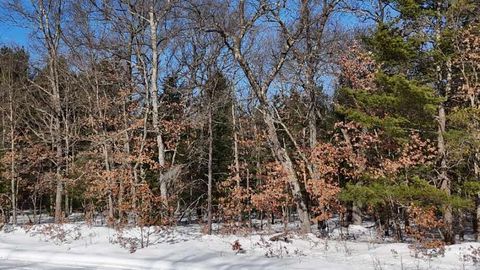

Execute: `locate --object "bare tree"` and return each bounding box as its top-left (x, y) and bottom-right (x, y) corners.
top-left (0, 47), bottom-right (28, 224)
top-left (192, 0), bottom-right (314, 233)
top-left (4, 0), bottom-right (68, 223)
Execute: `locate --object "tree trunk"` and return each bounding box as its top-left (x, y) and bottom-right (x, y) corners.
top-left (433, 1), bottom-right (454, 244)
top-left (340, 127), bottom-right (363, 225)
top-left (207, 103), bottom-right (213, 235)
top-left (352, 204), bottom-right (363, 225)
top-left (49, 49), bottom-right (63, 224)
top-left (52, 65), bottom-right (63, 224)
top-left (232, 97), bottom-right (241, 187)
top-left (10, 121), bottom-right (16, 225)
top-left (149, 7), bottom-right (168, 203)
top-left (103, 144), bottom-right (115, 224)
top-left (468, 69), bottom-right (480, 240)
top-left (107, 192), bottom-right (114, 224)
top-left (118, 177), bottom-right (125, 222)
top-left (475, 196), bottom-right (480, 242)
top-left (1, 113), bottom-right (5, 148)
top-left (54, 174), bottom-right (63, 223)
top-left (45, 32), bottom-right (63, 225)
top-left (438, 102), bottom-right (454, 244)
top-left (246, 168), bottom-right (252, 227)
top-left (437, 59), bottom-right (454, 244)
top-left (231, 96), bottom-right (242, 223)
top-left (263, 109), bottom-right (311, 233)
top-left (225, 5), bottom-right (311, 232)
top-left (472, 98), bottom-right (480, 241)
top-left (64, 192), bottom-right (69, 217)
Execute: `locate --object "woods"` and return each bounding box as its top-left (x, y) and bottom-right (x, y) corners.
top-left (0, 0), bottom-right (479, 249)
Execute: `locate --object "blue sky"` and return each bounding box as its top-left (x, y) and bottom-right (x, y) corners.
top-left (0, 0), bottom-right (31, 46)
top-left (0, 2), bottom-right (370, 97)
top-left (0, 22), bottom-right (30, 47)
top-left (0, 2), bottom-right (369, 49)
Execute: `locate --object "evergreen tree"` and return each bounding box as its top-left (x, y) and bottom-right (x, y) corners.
top-left (337, 0), bottom-right (479, 243)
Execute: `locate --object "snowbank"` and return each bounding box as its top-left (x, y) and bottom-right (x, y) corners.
top-left (0, 224), bottom-right (478, 269)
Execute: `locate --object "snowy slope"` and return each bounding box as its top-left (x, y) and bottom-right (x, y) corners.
top-left (0, 224), bottom-right (477, 269)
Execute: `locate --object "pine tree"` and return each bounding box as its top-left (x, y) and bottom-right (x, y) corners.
top-left (335, 23), bottom-right (447, 241)
top-left (336, 0), bottom-right (479, 243)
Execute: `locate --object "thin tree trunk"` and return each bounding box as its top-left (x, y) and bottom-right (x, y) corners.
top-left (471, 90), bottom-right (480, 241)
top-left (207, 103), bottom-right (213, 235)
top-left (149, 7), bottom-right (168, 203)
top-left (64, 192), bottom-right (69, 217)
top-left (118, 98), bottom-right (130, 222)
top-left (232, 97), bottom-right (241, 187)
top-left (255, 123), bottom-right (263, 230)
top-left (54, 171), bottom-right (63, 223)
top-left (10, 143), bottom-right (16, 225)
top-left (246, 168), bottom-right (252, 228)
top-left (32, 195), bottom-right (37, 224)
top-left (1, 112), bottom-right (5, 148)
top-left (231, 96), bottom-right (242, 223)
top-left (9, 102), bottom-right (16, 225)
top-left (103, 145), bottom-right (114, 224)
top-left (475, 195), bottom-right (480, 242)
top-left (51, 48), bottom-right (63, 225)
top-left (437, 66), bottom-right (453, 244)
top-left (38, 193), bottom-right (43, 224)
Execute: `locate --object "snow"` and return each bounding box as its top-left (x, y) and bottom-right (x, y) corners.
top-left (0, 223), bottom-right (478, 269)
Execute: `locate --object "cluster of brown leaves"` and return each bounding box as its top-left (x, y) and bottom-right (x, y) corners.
top-left (333, 122), bottom-right (435, 181)
top-left (406, 204), bottom-right (445, 255)
top-left (218, 166), bottom-right (252, 228)
top-left (307, 143), bottom-right (343, 222)
top-left (160, 119), bottom-right (188, 150)
top-left (381, 133), bottom-right (436, 176)
top-left (251, 162), bottom-right (293, 215)
top-left (454, 24), bottom-right (480, 104)
top-left (338, 42), bottom-right (377, 91)
top-left (333, 122), bottom-right (379, 179)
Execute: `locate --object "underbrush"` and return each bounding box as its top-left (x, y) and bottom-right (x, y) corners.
top-left (25, 223), bottom-right (82, 245)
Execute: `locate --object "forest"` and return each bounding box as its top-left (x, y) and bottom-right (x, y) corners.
top-left (0, 1), bottom-right (480, 268)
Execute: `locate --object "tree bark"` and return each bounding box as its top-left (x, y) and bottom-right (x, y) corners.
top-left (8, 93), bottom-right (17, 225)
top-left (231, 95), bottom-right (242, 223)
top-left (36, 2), bottom-right (65, 224)
top-left (149, 6), bottom-right (168, 202)
top-left (10, 129), bottom-right (16, 225)
top-left (103, 145), bottom-right (115, 224)
top-left (263, 108), bottom-right (311, 233)
top-left (232, 96), bottom-right (241, 188)
top-left (438, 103), bottom-right (453, 243)
top-left (207, 102), bottom-right (213, 235)
top-left (470, 78), bottom-right (480, 241)
top-left (64, 192), bottom-right (69, 217)
top-left (53, 64), bottom-right (63, 224)
top-left (433, 0), bottom-right (454, 244)
top-left (437, 59), bottom-right (453, 244)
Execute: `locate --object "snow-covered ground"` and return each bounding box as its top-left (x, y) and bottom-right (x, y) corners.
top-left (0, 223), bottom-right (478, 269)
